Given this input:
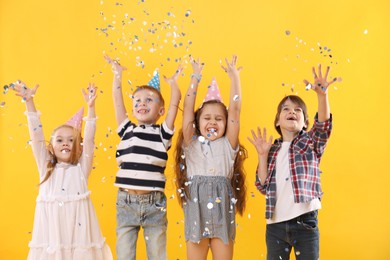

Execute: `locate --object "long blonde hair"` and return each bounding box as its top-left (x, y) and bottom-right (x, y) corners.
top-left (174, 101), bottom-right (248, 215)
top-left (39, 125), bottom-right (83, 185)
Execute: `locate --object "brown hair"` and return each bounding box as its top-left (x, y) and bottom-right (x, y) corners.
top-left (174, 100), bottom-right (248, 215)
top-left (133, 85), bottom-right (165, 107)
top-left (274, 95), bottom-right (309, 137)
top-left (39, 125), bottom-right (83, 185)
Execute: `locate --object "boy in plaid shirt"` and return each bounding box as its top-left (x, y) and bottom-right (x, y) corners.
top-left (249, 64), bottom-right (336, 259)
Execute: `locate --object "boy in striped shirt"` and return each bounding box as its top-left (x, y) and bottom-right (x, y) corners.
top-left (105, 55), bottom-right (182, 260)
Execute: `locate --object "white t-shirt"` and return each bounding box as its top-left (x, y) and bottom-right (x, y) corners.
top-left (267, 141), bottom-right (321, 224)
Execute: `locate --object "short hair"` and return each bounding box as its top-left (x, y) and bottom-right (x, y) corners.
top-left (274, 95), bottom-right (309, 136)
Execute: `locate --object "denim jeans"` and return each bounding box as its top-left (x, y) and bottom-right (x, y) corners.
top-left (266, 211), bottom-right (319, 260)
top-left (116, 189), bottom-right (167, 260)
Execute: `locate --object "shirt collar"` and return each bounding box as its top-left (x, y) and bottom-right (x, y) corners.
top-left (274, 129), bottom-right (306, 144)
top-left (138, 124), bottom-right (159, 129)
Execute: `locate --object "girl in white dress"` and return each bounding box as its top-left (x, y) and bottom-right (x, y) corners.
top-left (12, 81), bottom-right (112, 260)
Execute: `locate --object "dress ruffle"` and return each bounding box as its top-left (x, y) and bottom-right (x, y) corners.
top-left (28, 243), bottom-right (112, 260)
top-left (36, 191), bottom-right (91, 203)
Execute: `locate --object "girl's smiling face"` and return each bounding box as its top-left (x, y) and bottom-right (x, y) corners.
top-left (198, 103), bottom-right (227, 141)
top-left (51, 126), bottom-right (75, 163)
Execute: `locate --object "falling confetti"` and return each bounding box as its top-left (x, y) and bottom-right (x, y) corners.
top-left (97, 1), bottom-right (195, 71)
top-left (198, 136), bottom-right (206, 143)
top-left (3, 85), bottom-right (9, 94)
top-left (202, 227), bottom-right (210, 237)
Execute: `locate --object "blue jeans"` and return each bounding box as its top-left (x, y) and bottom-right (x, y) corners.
top-left (116, 189), bottom-right (167, 260)
top-left (266, 211), bottom-right (319, 260)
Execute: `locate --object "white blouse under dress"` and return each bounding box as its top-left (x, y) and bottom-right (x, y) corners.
top-left (26, 112), bottom-right (112, 260)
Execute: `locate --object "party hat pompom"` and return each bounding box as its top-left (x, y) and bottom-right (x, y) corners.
top-left (148, 69), bottom-right (160, 91)
top-left (65, 107), bottom-right (84, 130)
top-left (204, 77), bottom-right (222, 103)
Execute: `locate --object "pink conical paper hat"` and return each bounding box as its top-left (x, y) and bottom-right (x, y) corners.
top-left (203, 77), bottom-right (222, 103)
top-left (65, 107), bottom-right (84, 130)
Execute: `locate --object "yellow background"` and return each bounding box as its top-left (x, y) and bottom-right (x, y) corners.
top-left (1, 0), bottom-right (389, 259)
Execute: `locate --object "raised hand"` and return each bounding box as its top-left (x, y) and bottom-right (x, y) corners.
top-left (221, 54), bottom-right (243, 78)
top-left (82, 83), bottom-right (98, 107)
top-left (104, 54), bottom-right (127, 74)
top-left (248, 127), bottom-right (273, 157)
top-left (189, 56), bottom-right (204, 75)
top-left (164, 64), bottom-right (182, 131)
top-left (11, 80), bottom-right (39, 102)
top-left (163, 63), bottom-right (183, 85)
top-left (304, 64), bottom-right (337, 95)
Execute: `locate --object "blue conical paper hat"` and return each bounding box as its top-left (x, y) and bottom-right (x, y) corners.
top-left (148, 69), bottom-right (160, 91)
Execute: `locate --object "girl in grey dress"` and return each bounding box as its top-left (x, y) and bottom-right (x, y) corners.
top-left (174, 55), bottom-right (247, 260)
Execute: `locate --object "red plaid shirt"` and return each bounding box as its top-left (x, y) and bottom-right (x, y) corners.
top-left (255, 114), bottom-right (332, 219)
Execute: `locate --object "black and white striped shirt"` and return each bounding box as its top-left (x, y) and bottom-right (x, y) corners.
top-left (114, 118), bottom-right (174, 191)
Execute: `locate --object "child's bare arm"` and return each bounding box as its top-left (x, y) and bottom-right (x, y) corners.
top-left (222, 54), bottom-right (243, 149)
top-left (182, 56), bottom-right (204, 146)
top-left (104, 55), bottom-right (128, 126)
top-left (163, 64), bottom-right (183, 130)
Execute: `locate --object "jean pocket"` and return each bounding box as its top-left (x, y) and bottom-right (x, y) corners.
top-left (116, 196), bottom-right (128, 208)
top-left (298, 211), bottom-right (318, 230)
top-left (300, 219), bottom-right (318, 230)
top-left (154, 193), bottom-right (167, 209)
